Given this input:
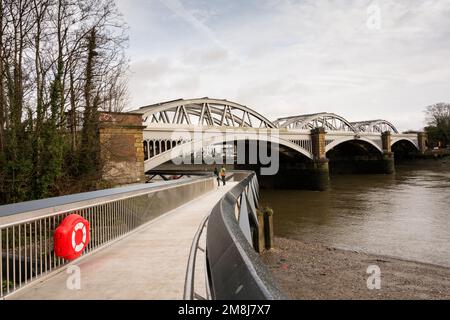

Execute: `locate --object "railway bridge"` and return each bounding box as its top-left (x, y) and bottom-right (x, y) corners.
top-left (100, 98), bottom-right (426, 190)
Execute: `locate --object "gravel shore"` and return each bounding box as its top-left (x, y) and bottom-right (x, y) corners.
top-left (261, 237), bottom-right (450, 300)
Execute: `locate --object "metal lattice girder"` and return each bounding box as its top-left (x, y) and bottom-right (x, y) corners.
top-left (133, 98), bottom-right (277, 129)
top-left (351, 120), bottom-right (399, 134)
top-left (274, 113), bottom-right (357, 132)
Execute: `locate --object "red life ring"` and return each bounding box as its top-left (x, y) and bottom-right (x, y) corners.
top-left (54, 214), bottom-right (90, 261)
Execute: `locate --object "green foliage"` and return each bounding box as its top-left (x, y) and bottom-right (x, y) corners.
top-left (426, 126), bottom-right (446, 148)
top-left (2, 280), bottom-right (14, 292)
top-left (0, 1), bottom-right (128, 205)
top-left (1, 115), bottom-right (34, 203)
top-left (260, 206), bottom-right (274, 217)
top-left (425, 103), bottom-right (450, 148)
top-left (34, 62), bottom-right (66, 199)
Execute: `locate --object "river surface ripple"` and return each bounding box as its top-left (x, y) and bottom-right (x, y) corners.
top-left (260, 160), bottom-right (450, 268)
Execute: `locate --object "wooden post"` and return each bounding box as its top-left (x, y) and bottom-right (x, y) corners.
top-left (253, 210), bottom-right (266, 254)
top-left (263, 208), bottom-right (274, 250)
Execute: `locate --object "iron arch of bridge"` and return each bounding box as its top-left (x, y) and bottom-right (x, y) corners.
top-left (135, 98), bottom-right (277, 129)
top-left (325, 136), bottom-right (384, 154)
top-left (274, 113), bottom-right (357, 132)
top-left (351, 120), bottom-right (399, 134)
top-left (143, 133), bottom-right (314, 173)
top-left (391, 137), bottom-right (419, 151)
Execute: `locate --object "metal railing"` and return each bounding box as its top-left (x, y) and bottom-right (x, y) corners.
top-left (186, 171), bottom-right (285, 300)
top-left (0, 176), bottom-right (215, 299)
top-left (183, 214), bottom-right (211, 300)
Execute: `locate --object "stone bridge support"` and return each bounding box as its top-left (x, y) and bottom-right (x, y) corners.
top-left (417, 132), bottom-right (428, 154)
top-left (99, 112), bottom-right (146, 185)
top-left (310, 128), bottom-right (331, 190)
top-left (381, 131), bottom-right (395, 174)
top-left (269, 128), bottom-right (330, 191)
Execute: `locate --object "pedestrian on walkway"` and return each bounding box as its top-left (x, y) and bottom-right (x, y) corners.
top-left (214, 167), bottom-right (220, 187)
top-left (220, 166), bottom-right (226, 186)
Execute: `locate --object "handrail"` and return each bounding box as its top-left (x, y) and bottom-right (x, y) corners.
top-left (183, 215), bottom-right (210, 300)
top-left (0, 175), bottom-right (214, 224)
top-left (205, 172), bottom-right (285, 300)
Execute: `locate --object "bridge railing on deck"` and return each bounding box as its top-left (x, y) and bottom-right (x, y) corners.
top-left (0, 176), bottom-right (215, 299)
top-left (203, 172), bottom-right (285, 300)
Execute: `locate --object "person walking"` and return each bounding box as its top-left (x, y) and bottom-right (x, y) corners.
top-left (220, 166), bottom-right (226, 186)
top-left (214, 167), bottom-right (220, 187)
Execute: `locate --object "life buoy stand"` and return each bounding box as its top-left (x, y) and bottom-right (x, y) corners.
top-left (54, 214), bottom-right (90, 261)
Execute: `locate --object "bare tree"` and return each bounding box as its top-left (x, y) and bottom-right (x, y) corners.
top-left (425, 103), bottom-right (450, 148)
top-left (0, 0), bottom-right (129, 204)
top-left (425, 103), bottom-right (450, 127)
top-left (0, 0), bottom-right (6, 153)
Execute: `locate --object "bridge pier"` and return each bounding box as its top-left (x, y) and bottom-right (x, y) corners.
top-left (304, 159), bottom-right (330, 191)
top-left (380, 152), bottom-right (395, 174)
top-left (381, 131), bottom-right (395, 174)
top-left (328, 155), bottom-right (395, 175)
top-left (258, 159), bottom-right (329, 191)
top-left (310, 128), bottom-right (330, 190)
top-left (258, 128), bottom-right (330, 191)
top-left (417, 132), bottom-right (428, 154)
top-left (99, 112), bottom-right (146, 185)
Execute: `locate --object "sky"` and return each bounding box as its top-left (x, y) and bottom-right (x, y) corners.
top-left (116, 0), bottom-right (450, 132)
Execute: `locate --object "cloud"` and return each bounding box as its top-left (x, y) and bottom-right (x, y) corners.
top-left (158, 0), bottom-right (227, 50)
top-left (120, 0), bottom-right (450, 131)
top-left (181, 47), bottom-right (230, 66)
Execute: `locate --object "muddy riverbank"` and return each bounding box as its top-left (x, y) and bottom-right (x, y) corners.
top-left (262, 237), bottom-right (450, 300)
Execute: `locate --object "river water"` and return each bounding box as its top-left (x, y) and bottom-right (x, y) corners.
top-left (260, 160), bottom-right (450, 268)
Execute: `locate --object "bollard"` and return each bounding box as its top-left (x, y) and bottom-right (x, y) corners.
top-left (263, 207), bottom-right (274, 250)
top-left (253, 210), bottom-right (266, 254)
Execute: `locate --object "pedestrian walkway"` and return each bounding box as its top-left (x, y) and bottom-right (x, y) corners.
top-left (10, 183), bottom-right (237, 300)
